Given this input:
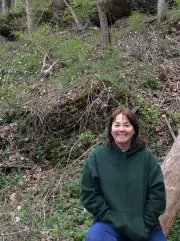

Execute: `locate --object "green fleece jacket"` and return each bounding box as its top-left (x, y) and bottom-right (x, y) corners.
top-left (80, 142), bottom-right (166, 240)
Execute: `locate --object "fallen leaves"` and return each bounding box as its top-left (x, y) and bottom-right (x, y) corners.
top-left (0, 124), bottom-right (13, 141)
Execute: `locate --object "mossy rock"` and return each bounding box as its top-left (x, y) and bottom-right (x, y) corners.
top-left (0, 22), bottom-right (12, 39)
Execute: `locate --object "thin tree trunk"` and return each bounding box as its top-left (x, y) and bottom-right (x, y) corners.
top-left (25, 0), bottom-right (32, 29)
top-left (2, 0), bottom-right (6, 14)
top-left (97, 0), bottom-right (110, 46)
top-left (7, 0), bottom-right (11, 8)
top-left (160, 134), bottom-right (180, 236)
top-left (157, 0), bottom-right (165, 23)
top-left (11, 0), bottom-right (17, 8)
top-left (63, 0), bottom-right (83, 30)
top-left (14, 0), bottom-right (18, 7)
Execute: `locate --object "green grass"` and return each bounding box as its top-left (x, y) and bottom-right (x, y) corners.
top-left (168, 215), bottom-right (180, 241)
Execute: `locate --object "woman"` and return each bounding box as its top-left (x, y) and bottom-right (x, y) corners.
top-left (80, 107), bottom-right (166, 241)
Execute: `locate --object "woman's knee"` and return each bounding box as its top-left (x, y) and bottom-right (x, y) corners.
top-left (86, 222), bottom-right (119, 241)
top-left (148, 228), bottom-right (167, 241)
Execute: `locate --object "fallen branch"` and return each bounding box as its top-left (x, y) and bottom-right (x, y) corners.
top-left (0, 165), bottom-right (32, 173)
top-left (132, 106), bottom-right (138, 114)
top-left (63, 0), bottom-right (86, 30)
top-left (74, 139), bottom-right (103, 162)
top-left (162, 114), bottom-right (176, 141)
top-left (41, 53), bottom-right (59, 77)
top-left (1, 227), bottom-right (30, 237)
top-left (158, 65), bottom-right (169, 106)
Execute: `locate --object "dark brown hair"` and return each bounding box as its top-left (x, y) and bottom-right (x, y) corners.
top-left (108, 107), bottom-right (146, 149)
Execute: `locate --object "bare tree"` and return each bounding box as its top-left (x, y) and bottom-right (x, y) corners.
top-left (11, 0), bottom-right (18, 8)
top-left (2, 0), bottom-right (6, 13)
top-left (97, 0), bottom-right (110, 46)
top-left (6, 0), bottom-right (11, 8)
top-left (25, 0), bottom-right (32, 29)
top-left (157, 0), bottom-right (165, 22)
top-left (63, 0), bottom-right (84, 30)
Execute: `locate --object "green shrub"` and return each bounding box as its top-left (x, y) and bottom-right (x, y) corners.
top-left (129, 10), bottom-right (144, 32)
top-left (62, 0), bottom-right (96, 21)
top-left (168, 215), bottom-right (180, 241)
top-left (174, 0), bottom-right (180, 8)
top-left (144, 76), bottom-right (158, 89)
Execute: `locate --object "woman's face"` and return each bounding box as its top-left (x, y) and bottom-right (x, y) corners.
top-left (111, 113), bottom-right (135, 145)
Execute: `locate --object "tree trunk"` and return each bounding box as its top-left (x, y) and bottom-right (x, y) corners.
top-left (25, 0), bottom-right (32, 29)
top-left (97, 0), bottom-right (110, 46)
top-left (63, 0), bottom-right (83, 30)
top-left (157, 0), bottom-right (165, 23)
top-left (160, 134), bottom-right (180, 236)
top-left (2, 0), bottom-right (6, 13)
top-left (11, 0), bottom-right (17, 8)
top-left (6, 0), bottom-right (11, 8)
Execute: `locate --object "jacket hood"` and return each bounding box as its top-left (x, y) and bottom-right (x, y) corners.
top-left (104, 140), bottom-right (146, 157)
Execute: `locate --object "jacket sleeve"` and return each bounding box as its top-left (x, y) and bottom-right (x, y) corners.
top-left (80, 150), bottom-right (111, 221)
top-left (143, 150), bottom-right (166, 233)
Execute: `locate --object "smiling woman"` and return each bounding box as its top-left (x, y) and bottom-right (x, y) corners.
top-left (80, 107), bottom-right (167, 241)
top-left (111, 113), bottom-right (135, 152)
top-left (108, 107), bottom-right (145, 152)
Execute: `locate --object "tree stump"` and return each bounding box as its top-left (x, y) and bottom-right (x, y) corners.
top-left (160, 134), bottom-right (180, 236)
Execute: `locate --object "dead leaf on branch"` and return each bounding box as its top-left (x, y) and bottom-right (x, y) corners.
top-left (23, 168), bottom-right (43, 184)
top-left (0, 124), bottom-right (13, 140)
top-left (9, 152), bottom-right (20, 164)
top-left (6, 192), bottom-right (19, 209)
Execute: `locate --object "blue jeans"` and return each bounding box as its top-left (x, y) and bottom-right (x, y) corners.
top-left (86, 222), bottom-right (167, 241)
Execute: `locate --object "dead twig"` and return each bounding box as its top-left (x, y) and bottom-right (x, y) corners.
top-left (63, 0), bottom-right (86, 30)
top-left (158, 65), bottom-right (170, 106)
top-left (162, 114), bottom-right (176, 141)
top-left (1, 227), bottom-right (30, 237)
top-left (41, 53), bottom-right (59, 77)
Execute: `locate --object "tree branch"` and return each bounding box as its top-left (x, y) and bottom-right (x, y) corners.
top-left (41, 53), bottom-right (59, 77)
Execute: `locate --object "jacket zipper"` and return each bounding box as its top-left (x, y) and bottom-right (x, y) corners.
top-left (125, 155), bottom-right (133, 216)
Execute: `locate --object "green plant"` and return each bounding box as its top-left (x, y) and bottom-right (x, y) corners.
top-left (79, 130), bottom-right (95, 142)
top-left (62, 0), bottom-right (96, 21)
top-left (129, 10), bottom-right (144, 32)
top-left (168, 0), bottom-right (180, 18)
top-left (0, 80), bottom-right (22, 118)
top-left (168, 215), bottom-right (180, 241)
top-left (140, 105), bottom-right (161, 126)
top-left (174, 0), bottom-right (180, 8)
top-left (0, 171), bottom-right (24, 189)
top-left (148, 139), bottom-right (163, 158)
top-left (169, 111), bottom-right (180, 122)
top-left (53, 197), bottom-right (91, 240)
top-left (144, 76), bottom-right (158, 89)
top-left (30, 140), bottom-right (46, 163)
